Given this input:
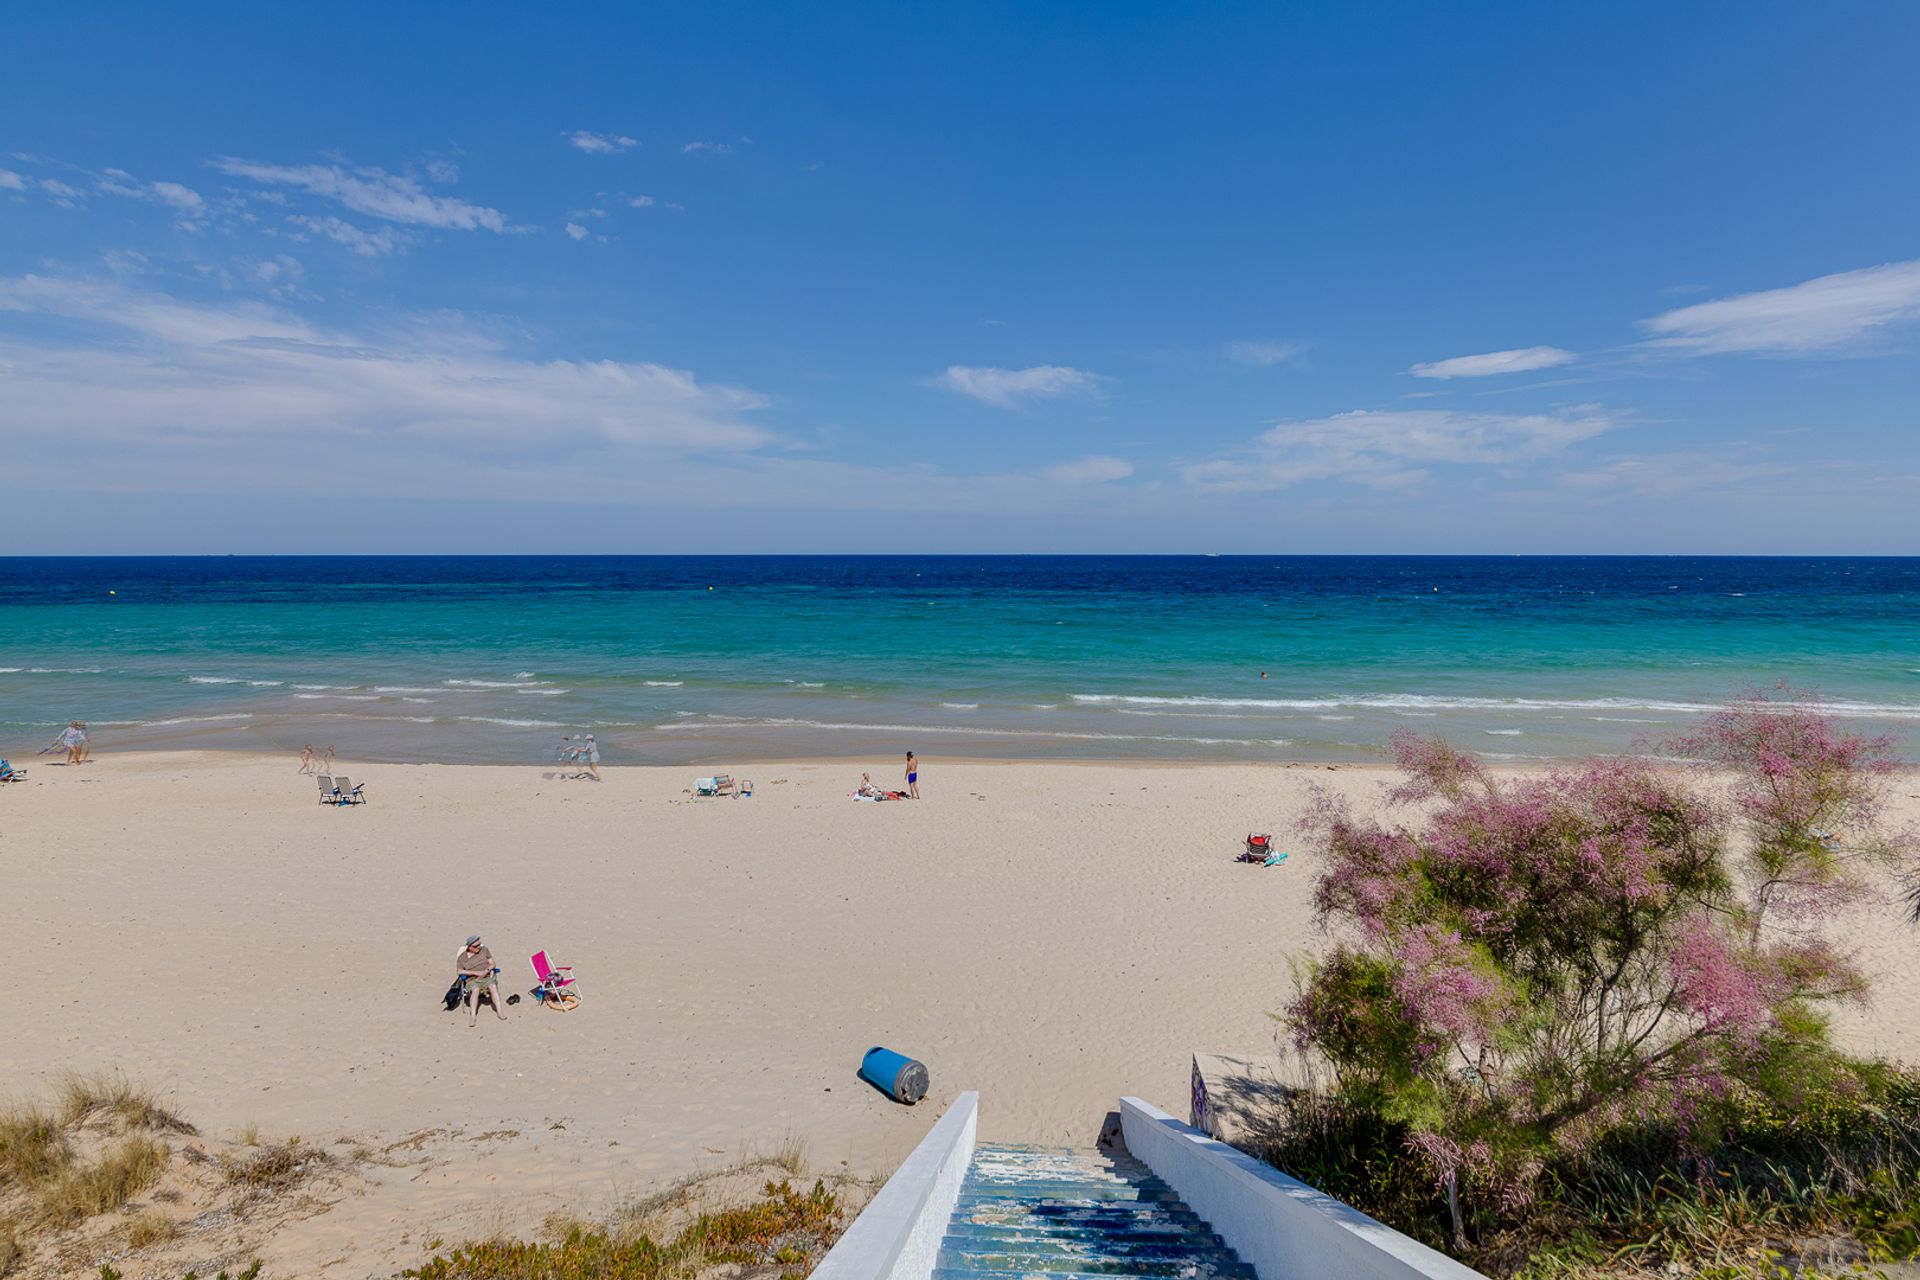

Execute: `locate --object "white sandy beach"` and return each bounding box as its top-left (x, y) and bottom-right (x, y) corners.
top-left (1, 751), bottom-right (1915, 1277)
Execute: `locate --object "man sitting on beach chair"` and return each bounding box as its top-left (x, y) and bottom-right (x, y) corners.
top-left (457, 935), bottom-right (507, 1027)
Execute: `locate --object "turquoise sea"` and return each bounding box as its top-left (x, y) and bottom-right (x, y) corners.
top-left (1, 556), bottom-right (1916, 765)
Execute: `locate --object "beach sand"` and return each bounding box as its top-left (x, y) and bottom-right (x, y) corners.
top-left (1, 751), bottom-right (1914, 1277)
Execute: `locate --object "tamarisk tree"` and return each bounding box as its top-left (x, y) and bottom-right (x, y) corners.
top-left (1286, 687), bottom-right (1907, 1248)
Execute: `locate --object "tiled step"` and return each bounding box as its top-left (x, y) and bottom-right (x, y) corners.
top-left (942, 1248), bottom-right (1252, 1274)
top-left (935, 1145), bottom-right (1251, 1280)
top-left (935, 1270), bottom-right (1250, 1280)
top-left (936, 1228), bottom-right (1221, 1243)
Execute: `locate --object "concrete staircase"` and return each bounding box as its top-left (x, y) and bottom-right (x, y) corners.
top-left (934, 1143), bottom-right (1256, 1280)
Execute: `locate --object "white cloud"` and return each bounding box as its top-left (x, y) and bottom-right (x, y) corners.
top-left (0, 274), bottom-right (772, 500)
top-left (1558, 452), bottom-right (1795, 499)
top-left (40, 178), bottom-right (82, 205)
top-left (1183, 405), bottom-right (1615, 493)
top-left (211, 157), bottom-right (507, 231)
top-left (0, 169), bottom-right (25, 191)
top-left (1042, 456), bottom-right (1134, 484)
top-left (1226, 339), bottom-right (1305, 367)
top-left (682, 141), bottom-right (732, 155)
top-left (1641, 260), bottom-right (1920, 355)
top-left (568, 131), bottom-right (638, 154)
top-left (149, 181), bottom-right (204, 212)
top-left (424, 158), bottom-right (460, 183)
top-left (565, 222), bottom-right (589, 241)
top-left (95, 168), bottom-right (206, 213)
top-left (934, 364), bottom-right (1101, 408)
top-left (1409, 346), bottom-right (1577, 379)
top-left (287, 214), bottom-right (405, 257)
top-left (629, 195), bottom-right (656, 208)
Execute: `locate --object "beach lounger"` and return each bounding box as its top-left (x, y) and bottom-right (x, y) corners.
top-left (332, 776), bottom-right (366, 805)
top-left (530, 950), bottom-right (580, 1009)
top-left (317, 774), bottom-right (337, 804)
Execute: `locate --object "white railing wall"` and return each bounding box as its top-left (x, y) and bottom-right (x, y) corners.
top-left (1119, 1097), bottom-right (1488, 1280)
top-left (811, 1092), bottom-right (979, 1280)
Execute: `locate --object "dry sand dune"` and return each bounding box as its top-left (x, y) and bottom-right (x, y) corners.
top-left (2, 751), bottom-right (1914, 1277)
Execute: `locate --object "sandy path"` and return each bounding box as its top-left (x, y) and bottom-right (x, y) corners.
top-left (1, 752), bottom-right (1913, 1277)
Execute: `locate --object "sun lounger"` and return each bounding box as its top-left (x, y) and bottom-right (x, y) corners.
top-left (317, 774), bottom-right (337, 804)
top-left (332, 775), bottom-right (366, 805)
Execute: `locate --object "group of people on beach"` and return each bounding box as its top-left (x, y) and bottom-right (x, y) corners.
top-left (559, 734), bottom-right (601, 781)
top-left (297, 743), bottom-right (336, 775)
top-left (855, 752), bottom-right (921, 800)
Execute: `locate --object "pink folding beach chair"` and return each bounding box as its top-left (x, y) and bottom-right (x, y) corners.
top-left (530, 950), bottom-right (580, 1009)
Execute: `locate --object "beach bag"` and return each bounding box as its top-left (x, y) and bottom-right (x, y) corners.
top-left (442, 978), bottom-right (465, 1011)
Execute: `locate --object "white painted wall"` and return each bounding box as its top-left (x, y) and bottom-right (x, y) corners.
top-left (811, 1092), bottom-right (978, 1280)
top-left (1119, 1097), bottom-right (1488, 1280)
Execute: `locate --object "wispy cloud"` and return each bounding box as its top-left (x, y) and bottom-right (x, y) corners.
top-left (1041, 456), bottom-right (1134, 484)
top-left (935, 364), bottom-right (1101, 408)
top-left (1558, 452), bottom-right (1796, 499)
top-left (629, 195), bottom-right (656, 208)
top-left (1641, 260), bottom-right (1920, 355)
top-left (40, 178), bottom-right (83, 206)
top-left (1184, 405), bottom-right (1615, 493)
top-left (1410, 346), bottom-right (1577, 379)
top-left (287, 214), bottom-right (405, 257)
top-left (0, 169), bottom-right (28, 191)
top-left (0, 274), bottom-right (772, 499)
top-left (565, 222), bottom-right (590, 241)
top-left (96, 168), bottom-right (205, 213)
top-left (210, 157), bottom-right (508, 231)
top-left (1226, 339), bottom-right (1306, 367)
top-left (682, 141), bottom-right (732, 155)
top-left (568, 131), bottom-right (638, 154)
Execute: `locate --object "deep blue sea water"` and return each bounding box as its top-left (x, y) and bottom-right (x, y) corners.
top-left (2, 556), bottom-right (1916, 764)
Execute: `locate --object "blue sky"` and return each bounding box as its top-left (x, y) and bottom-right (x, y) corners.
top-left (3, 2), bottom-right (1917, 553)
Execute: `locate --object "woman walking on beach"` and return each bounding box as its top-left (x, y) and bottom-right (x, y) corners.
top-left (299, 744), bottom-right (315, 775)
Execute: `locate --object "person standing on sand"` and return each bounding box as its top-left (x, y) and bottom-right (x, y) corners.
top-left (905, 751), bottom-right (920, 799)
top-left (323, 744), bottom-right (335, 774)
top-left (299, 744), bottom-right (315, 775)
top-left (583, 734), bottom-right (601, 781)
top-left (456, 935), bottom-right (507, 1027)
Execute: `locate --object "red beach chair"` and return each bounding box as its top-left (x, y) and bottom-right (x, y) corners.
top-left (530, 950), bottom-right (580, 1010)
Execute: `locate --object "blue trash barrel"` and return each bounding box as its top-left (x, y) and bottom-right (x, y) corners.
top-left (860, 1046), bottom-right (929, 1104)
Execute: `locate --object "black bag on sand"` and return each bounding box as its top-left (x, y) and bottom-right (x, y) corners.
top-left (443, 978), bottom-right (465, 1011)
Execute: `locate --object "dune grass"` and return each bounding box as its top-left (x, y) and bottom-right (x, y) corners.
top-left (0, 1104), bottom-right (70, 1185)
top-left (404, 1177), bottom-right (846, 1280)
top-left (123, 1209), bottom-right (179, 1248)
top-left (56, 1073), bottom-right (195, 1135)
top-left (223, 1139), bottom-right (329, 1192)
top-left (34, 1133), bottom-right (171, 1227)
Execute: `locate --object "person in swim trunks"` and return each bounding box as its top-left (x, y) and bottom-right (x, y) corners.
top-left (456, 935), bottom-right (507, 1026)
top-left (905, 751), bottom-right (919, 800)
